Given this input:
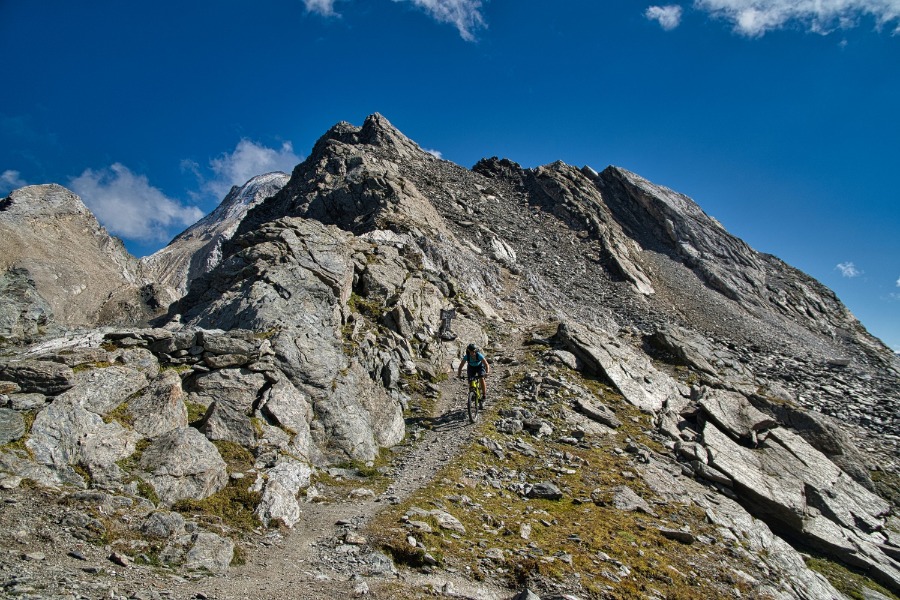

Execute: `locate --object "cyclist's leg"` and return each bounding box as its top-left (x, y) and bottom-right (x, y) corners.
top-left (479, 366), bottom-right (487, 400)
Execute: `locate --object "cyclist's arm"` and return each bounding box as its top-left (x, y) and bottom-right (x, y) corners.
top-left (456, 357), bottom-right (465, 377)
top-left (482, 357), bottom-right (491, 375)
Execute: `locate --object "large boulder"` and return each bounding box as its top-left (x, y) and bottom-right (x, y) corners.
top-left (27, 396), bottom-right (141, 480)
top-left (127, 369), bottom-right (189, 438)
top-left (0, 408), bottom-right (26, 444)
top-left (187, 368), bottom-right (267, 447)
top-left (697, 387), bottom-right (776, 442)
top-left (259, 378), bottom-right (316, 462)
top-left (252, 456), bottom-right (312, 528)
top-left (138, 427), bottom-right (228, 505)
top-left (56, 365), bottom-right (149, 415)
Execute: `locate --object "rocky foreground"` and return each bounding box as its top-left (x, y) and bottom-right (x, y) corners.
top-left (1, 114), bottom-right (898, 599)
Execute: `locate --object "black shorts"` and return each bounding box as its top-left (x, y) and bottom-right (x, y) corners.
top-left (467, 364), bottom-right (486, 379)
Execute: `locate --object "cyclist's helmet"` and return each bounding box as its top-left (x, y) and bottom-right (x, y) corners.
top-left (467, 343), bottom-right (477, 352)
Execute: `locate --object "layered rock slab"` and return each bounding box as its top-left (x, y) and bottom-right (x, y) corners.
top-left (555, 321), bottom-right (686, 414)
top-left (703, 419), bottom-right (899, 592)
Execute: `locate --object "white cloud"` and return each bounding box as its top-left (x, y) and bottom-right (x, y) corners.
top-left (205, 140), bottom-right (300, 199)
top-left (896, 276), bottom-right (900, 287)
top-left (836, 261), bottom-right (862, 278)
top-left (646, 5), bottom-right (684, 30)
top-left (70, 163), bottom-right (203, 242)
top-left (1, 169), bottom-right (27, 194)
top-left (694, 0), bottom-right (900, 37)
top-left (424, 148), bottom-right (443, 159)
top-left (304, 0), bottom-right (341, 17)
top-left (395, 0), bottom-right (487, 41)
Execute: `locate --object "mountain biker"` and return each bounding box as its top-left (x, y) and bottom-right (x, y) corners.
top-left (457, 343), bottom-right (490, 402)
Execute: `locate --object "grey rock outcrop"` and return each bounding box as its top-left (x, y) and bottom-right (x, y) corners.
top-left (138, 427), bottom-right (228, 505)
top-left (697, 386), bottom-right (777, 442)
top-left (165, 215), bottom-right (411, 463)
top-left (252, 456), bottom-right (312, 527)
top-left (0, 360), bottom-right (75, 395)
top-left (27, 393), bottom-right (141, 482)
top-left (707, 421), bottom-right (899, 589)
top-left (0, 408), bottom-right (25, 444)
top-left (127, 369), bottom-right (189, 438)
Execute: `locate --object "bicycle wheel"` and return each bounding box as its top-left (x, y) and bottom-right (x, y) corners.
top-left (467, 390), bottom-right (479, 423)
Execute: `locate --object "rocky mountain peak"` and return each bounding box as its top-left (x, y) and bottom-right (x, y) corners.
top-left (310, 112), bottom-right (428, 164)
top-left (230, 114), bottom-right (451, 242)
top-left (0, 183), bottom-right (93, 219)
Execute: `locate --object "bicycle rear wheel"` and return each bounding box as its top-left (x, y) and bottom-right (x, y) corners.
top-left (467, 390), bottom-right (479, 423)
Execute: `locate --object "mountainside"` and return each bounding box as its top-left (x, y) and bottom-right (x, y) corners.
top-left (140, 172), bottom-right (290, 305)
top-left (0, 184), bottom-right (161, 340)
top-left (1, 114), bottom-right (898, 600)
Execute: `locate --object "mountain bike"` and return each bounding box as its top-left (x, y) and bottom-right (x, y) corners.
top-left (463, 374), bottom-right (485, 423)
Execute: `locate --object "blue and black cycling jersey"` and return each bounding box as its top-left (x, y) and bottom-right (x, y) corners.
top-left (464, 351), bottom-right (486, 378)
top-left (463, 351), bottom-right (485, 367)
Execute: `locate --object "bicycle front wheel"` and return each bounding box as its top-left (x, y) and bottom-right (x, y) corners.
top-left (467, 390), bottom-right (479, 423)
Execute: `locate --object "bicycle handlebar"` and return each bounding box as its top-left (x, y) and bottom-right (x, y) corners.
top-left (458, 373), bottom-right (489, 380)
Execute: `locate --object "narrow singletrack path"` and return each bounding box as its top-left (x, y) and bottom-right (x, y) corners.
top-left (171, 333), bottom-right (522, 600)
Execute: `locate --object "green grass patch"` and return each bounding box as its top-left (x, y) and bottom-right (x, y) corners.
top-left (72, 361), bottom-right (114, 373)
top-left (185, 400), bottom-right (209, 425)
top-left (103, 401), bottom-right (135, 428)
top-left (252, 327), bottom-right (280, 340)
top-left (348, 292), bottom-right (385, 320)
top-left (231, 544), bottom-right (247, 566)
top-left (871, 470), bottom-right (900, 509)
top-left (172, 479), bottom-right (262, 532)
top-left (806, 555), bottom-right (900, 600)
top-left (213, 440), bottom-right (255, 472)
top-left (0, 411), bottom-right (36, 457)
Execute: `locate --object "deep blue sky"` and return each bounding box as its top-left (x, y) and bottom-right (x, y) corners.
top-left (2, 1), bottom-right (898, 351)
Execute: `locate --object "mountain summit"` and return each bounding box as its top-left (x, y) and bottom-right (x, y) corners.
top-left (0, 114), bottom-right (898, 599)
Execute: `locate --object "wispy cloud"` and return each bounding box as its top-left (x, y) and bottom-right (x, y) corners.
top-left (896, 276), bottom-right (900, 287)
top-left (303, 0), bottom-right (487, 40)
top-left (694, 0), bottom-right (900, 37)
top-left (396, 0), bottom-right (487, 41)
top-left (69, 163), bottom-right (203, 243)
top-left (836, 261), bottom-right (863, 278)
top-left (1, 169), bottom-right (27, 194)
top-left (203, 140), bottom-right (300, 199)
top-left (424, 148), bottom-right (443, 159)
top-left (646, 5), bottom-right (684, 30)
top-left (304, 0), bottom-right (342, 17)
